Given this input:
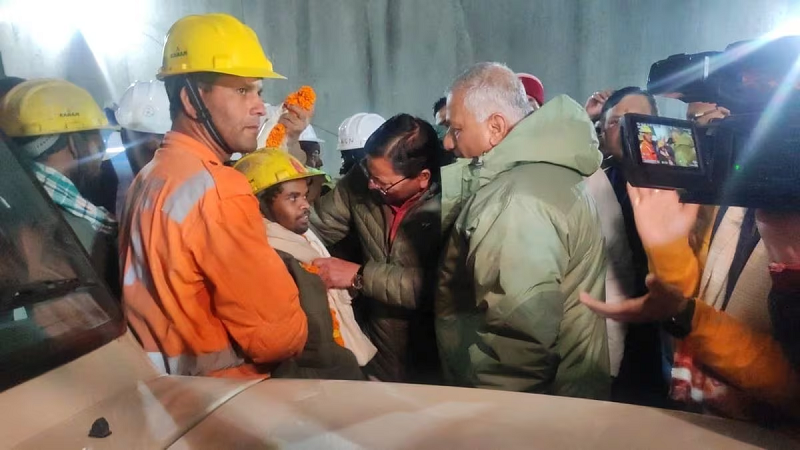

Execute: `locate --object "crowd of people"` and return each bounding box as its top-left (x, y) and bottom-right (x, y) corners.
top-left (1, 12), bottom-right (799, 432)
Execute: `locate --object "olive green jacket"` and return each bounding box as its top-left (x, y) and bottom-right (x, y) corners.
top-left (436, 95), bottom-right (611, 399)
top-left (311, 169), bottom-right (441, 383)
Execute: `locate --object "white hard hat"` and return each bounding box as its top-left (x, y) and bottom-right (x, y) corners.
top-left (299, 125), bottom-right (325, 143)
top-left (115, 80), bottom-right (171, 135)
top-left (337, 113), bottom-right (385, 151)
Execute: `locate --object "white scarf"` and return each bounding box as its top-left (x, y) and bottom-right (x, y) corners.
top-left (265, 219), bottom-right (377, 366)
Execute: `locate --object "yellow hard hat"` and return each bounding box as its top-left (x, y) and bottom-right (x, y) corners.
top-left (157, 13), bottom-right (284, 80)
top-left (0, 78), bottom-right (112, 138)
top-left (234, 147), bottom-right (325, 195)
top-left (639, 124), bottom-right (654, 134)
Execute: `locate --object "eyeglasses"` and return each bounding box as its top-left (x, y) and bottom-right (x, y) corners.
top-left (359, 159), bottom-right (408, 196)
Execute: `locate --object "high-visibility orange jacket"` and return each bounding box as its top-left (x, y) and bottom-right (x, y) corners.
top-left (640, 140), bottom-right (658, 162)
top-left (119, 131), bottom-right (307, 378)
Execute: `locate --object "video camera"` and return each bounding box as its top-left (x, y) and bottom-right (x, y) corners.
top-left (620, 36), bottom-right (800, 209)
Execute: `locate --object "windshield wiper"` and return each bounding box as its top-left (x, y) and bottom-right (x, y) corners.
top-left (0, 278), bottom-right (96, 312)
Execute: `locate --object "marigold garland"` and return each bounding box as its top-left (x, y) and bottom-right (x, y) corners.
top-left (266, 86), bottom-right (316, 148)
top-left (299, 262), bottom-right (320, 274)
top-left (331, 309), bottom-right (345, 347)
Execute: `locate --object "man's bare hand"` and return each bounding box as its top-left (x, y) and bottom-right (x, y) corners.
top-left (628, 184), bottom-right (700, 248)
top-left (687, 102), bottom-right (731, 126)
top-left (580, 275), bottom-right (689, 323)
top-left (280, 103), bottom-right (314, 142)
top-left (585, 89), bottom-right (613, 121)
top-left (312, 257), bottom-right (361, 289)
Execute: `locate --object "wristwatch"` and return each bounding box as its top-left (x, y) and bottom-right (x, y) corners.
top-left (351, 266), bottom-right (365, 291)
top-left (662, 299), bottom-right (696, 339)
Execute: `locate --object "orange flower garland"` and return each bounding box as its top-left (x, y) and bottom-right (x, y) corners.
top-left (299, 262), bottom-right (319, 274)
top-left (266, 85), bottom-right (316, 148)
top-left (331, 309), bottom-right (345, 348)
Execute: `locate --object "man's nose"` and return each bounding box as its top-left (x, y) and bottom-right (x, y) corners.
top-left (366, 178), bottom-right (380, 191)
top-left (253, 101), bottom-right (266, 116)
top-left (443, 132), bottom-right (455, 151)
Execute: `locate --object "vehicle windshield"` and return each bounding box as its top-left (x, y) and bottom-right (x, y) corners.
top-left (0, 135), bottom-right (123, 391)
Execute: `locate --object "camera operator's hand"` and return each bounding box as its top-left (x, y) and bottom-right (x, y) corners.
top-left (688, 102), bottom-right (731, 126)
top-left (585, 89), bottom-right (613, 121)
top-left (580, 274), bottom-right (689, 323)
top-left (756, 210), bottom-right (800, 266)
top-left (628, 184), bottom-right (700, 248)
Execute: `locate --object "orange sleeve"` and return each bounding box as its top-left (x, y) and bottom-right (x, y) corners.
top-left (693, 205), bottom-right (716, 270)
top-left (644, 206), bottom-right (716, 298)
top-left (646, 239), bottom-right (701, 298)
top-left (193, 194), bottom-right (308, 365)
top-left (683, 300), bottom-right (800, 408)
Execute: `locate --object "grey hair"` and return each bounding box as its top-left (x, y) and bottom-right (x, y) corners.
top-left (447, 62), bottom-right (533, 124)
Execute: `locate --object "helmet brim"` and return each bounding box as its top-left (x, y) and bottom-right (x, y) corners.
top-left (251, 171), bottom-right (326, 196)
top-left (157, 67), bottom-right (286, 81)
top-left (6, 122), bottom-right (120, 138)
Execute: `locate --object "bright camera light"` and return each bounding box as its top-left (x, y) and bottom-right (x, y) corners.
top-left (1, 0), bottom-right (146, 56)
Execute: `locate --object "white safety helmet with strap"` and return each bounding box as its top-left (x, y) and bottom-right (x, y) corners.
top-left (337, 113), bottom-right (385, 151)
top-left (299, 124), bottom-right (324, 143)
top-left (115, 80), bottom-right (171, 134)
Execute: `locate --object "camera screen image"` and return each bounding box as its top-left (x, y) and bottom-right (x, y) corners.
top-left (637, 123), bottom-right (699, 169)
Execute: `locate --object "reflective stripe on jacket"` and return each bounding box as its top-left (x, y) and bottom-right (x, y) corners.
top-left (120, 131), bottom-right (307, 378)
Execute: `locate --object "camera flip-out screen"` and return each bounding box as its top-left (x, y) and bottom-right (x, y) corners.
top-left (621, 114), bottom-right (710, 191)
top-left (636, 122), bottom-right (699, 169)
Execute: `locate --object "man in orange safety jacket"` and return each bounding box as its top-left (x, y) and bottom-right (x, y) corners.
top-left (120, 13), bottom-right (312, 378)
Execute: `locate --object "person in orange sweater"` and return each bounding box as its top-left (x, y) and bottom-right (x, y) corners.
top-left (581, 185), bottom-right (800, 422)
top-left (608, 105), bottom-right (779, 420)
top-left (582, 271), bottom-right (800, 418)
top-left (120, 14), bottom-right (312, 378)
top-left (583, 101), bottom-right (798, 420)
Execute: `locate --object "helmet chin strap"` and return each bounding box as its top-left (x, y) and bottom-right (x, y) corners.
top-left (183, 76), bottom-right (235, 155)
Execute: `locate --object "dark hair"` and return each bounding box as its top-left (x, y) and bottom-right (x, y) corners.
top-left (340, 148), bottom-right (366, 176)
top-left (164, 72), bottom-right (220, 121)
top-left (258, 183), bottom-right (284, 209)
top-left (299, 140), bottom-right (321, 152)
top-left (599, 87), bottom-right (659, 125)
top-left (0, 76), bottom-right (26, 99)
top-left (364, 114), bottom-right (442, 182)
top-left (433, 97), bottom-right (447, 116)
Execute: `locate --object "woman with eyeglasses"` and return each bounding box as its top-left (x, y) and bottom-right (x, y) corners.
top-left (310, 113), bottom-right (443, 384)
